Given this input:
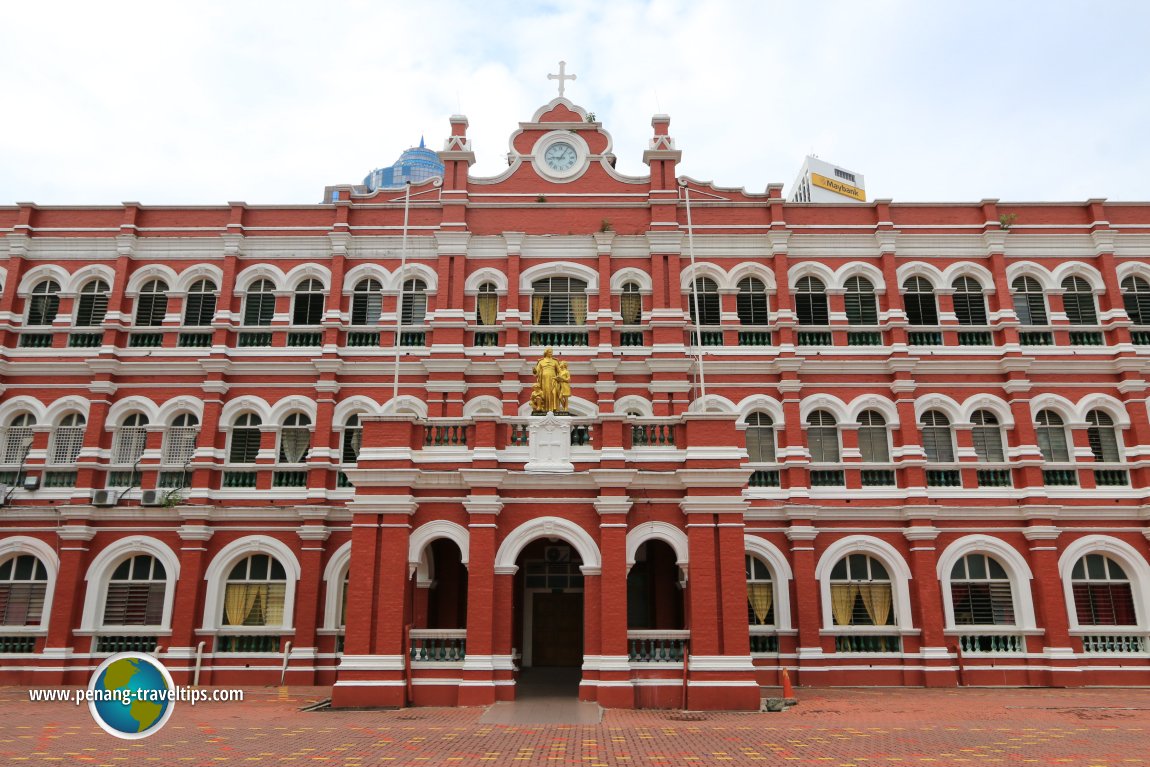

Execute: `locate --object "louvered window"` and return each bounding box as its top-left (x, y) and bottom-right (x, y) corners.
top-left (745, 412), bottom-right (775, 463)
top-left (350, 278), bottom-right (383, 325)
top-left (400, 279), bottom-right (428, 326)
top-left (828, 554), bottom-right (894, 626)
top-left (26, 280), bottom-right (61, 326)
top-left (0, 555), bottom-right (48, 626)
top-left (1071, 554), bottom-right (1137, 625)
top-left (1086, 410), bottom-right (1121, 462)
top-left (736, 277), bottom-right (769, 325)
top-left (134, 280), bottom-right (169, 327)
top-left (222, 554), bottom-right (288, 627)
top-left (1061, 276), bottom-right (1098, 325)
top-left (2, 414), bottom-right (35, 464)
top-left (183, 279), bottom-right (218, 326)
top-left (163, 413), bottom-right (199, 465)
top-left (857, 410), bottom-right (889, 463)
top-left (952, 276), bottom-right (988, 326)
top-left (620, 283), bottom-right (642, 326)
top-left (970, 410), bottom-right (1005, 463)
top-left (102, 555), bottom-right (166, 626)
top-left (844, 276), bottom-right (878, 325)
top-left (532, 277), bottom-right (588, 326)
top-left (903, 277), bottom-right (938, 326)
top-left (112, 413), bottom-right (148, 464)
top-left (687, 277), bottom-right (720, 326)
top-left (920, 411), bottom-right (954, 463)
top-left (278, 413), bottom-right (311, 464)
top-left (50, 414), bottom-right (86, 464)
top-left (795, 277), bottom-right (829, 326)
top-left (806, 410), bottom-right (839, 463)
top-left (341, 414), bottom-right (363, 463)
top-left (476, 283), bottom-right (499, 326)
top-left (243, 279), bottom-right (276, 326)
top-left (228, 413), bottom-right (262, 464)
top-left (745, 555), bottom-right (775, 626)
top-left (292, 278), bottom-right (325, 325)
top-left (949, 554), bottom-right (1015, 625)
top-left (76, 280), bottom-right (110, 327)
top-left (1036, 410), bottom-right (1069, 462)
top-left (1121, 276), bottom-right (1150, 326)
top-left (1012, 276), bottom-right (1048, 325)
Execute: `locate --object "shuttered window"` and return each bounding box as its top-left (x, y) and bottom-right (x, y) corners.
top-left (102, 555), bottom-right (166, 626)
top-left (243, 280), bottom-right (276, 326)
top-left (952, 276), bottom-right (989, 326)
top-left (228, 414), bottom-right (262, 464)
top-left (1061, 276), bottom-right (1098, 326)
top-left (76, 280), bottom-right (110, 327)
top-left (134, 280), bottom-right (169, 327)
top-left (971, 410), bottom-right (1005, 463)
top-left (1085, 410), bottom-right (1121, 463)
top-left (857, 410), bottom-right (889, 463)
top-left (949, 554), bottom-right (1015, 625)
top-left (350, 279), bottom-right (383, 325)
top-left (1071, 554), bottom-right (1138, 626)
top-left (795, 277), bottom-right (829, 326)
top-left (2, 414), bottom-right (35, 464)
top-left (1012, 276), bottom-right (1047, 325)
top-left (745, 412), bottom-right (775, 463)
top-left (400, 279), bottom-right (428, 326)
top-left (292, 279), bottom-right (325, 325)
top-left (736, 277), bottom-right (769, 325)
top-left (1036, 410), bottom-right (1069, 462)
top-left (1121, 276), bottom-right (1150, 326)
top-left (688, 278), bottom-right (720, 326)
top-left (278, 413), bottom-right (311, 464)
top-left (903, 277), bottom-right (938, 326)
top-left (50, 414), bottom-right (86, 464)
top-left (163, 414), bottom-right (199, 465)
top-left (806, 410), bottom-right (839, 463)
top-left (0, 555), bottom-right (48, 626)
top-left (183, 279), bottom-right (218, 326)
top-left (27, 280), bottom-right (61, 326)
top-left (920, 411), bottom-right (954, 463)
top-left (112, 413), bottom-right (148, 464)
top-left (844, 276), bottom-right (878, 325)
top-left (341, 414), bottom-right (362, 463)
top-left (532, 277), bottom-right (588, 326)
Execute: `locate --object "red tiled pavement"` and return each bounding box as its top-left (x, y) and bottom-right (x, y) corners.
top-left (2, 685), bottom-right (1149, 765)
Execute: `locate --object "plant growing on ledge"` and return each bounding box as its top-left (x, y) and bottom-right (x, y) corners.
top-left (586, 112), bottom-right (597, 122)
top-left (999, 212), bottom-right (1018, 231)
top-left (599, 219), bottom-right (613, 233)
top-left (536, 195), bottom-right (547, 203)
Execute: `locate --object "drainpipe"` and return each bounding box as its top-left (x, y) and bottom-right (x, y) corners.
top-left (193, 640), bottom-right (206, 686)
top-left (279, 641), bottom-right (293, 686)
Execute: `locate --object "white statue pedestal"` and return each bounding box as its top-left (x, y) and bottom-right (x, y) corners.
top-left (524, 414), bottom-right (574, 473)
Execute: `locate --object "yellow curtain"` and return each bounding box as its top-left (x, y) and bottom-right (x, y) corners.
top-left (747, 582), bottom-right (773, 624)
top-left (224, 583), bottom-right (260, 626)
top-left (478, 293), bottom-right (497, 326)
top-left (859, 583), bottom-right (892, 627)
top-left (263, 584), bottom-right (284, 626)
top-left (621, 293), bottom-right (641, 325)
top-left (830, 583), bottom-right (857, 626)
top-left (532, 295), bottom-right (544, 325)
top-left (571, 295), bottom-right (587, 326)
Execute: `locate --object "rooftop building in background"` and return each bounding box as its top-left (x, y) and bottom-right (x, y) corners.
top-left (362, 137), bottom-right (444, 191)
top-left (788, 155), bottom-right (866, 203)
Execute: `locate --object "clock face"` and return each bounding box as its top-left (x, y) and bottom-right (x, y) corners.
top-left (544, 141), bottom-right (578, 172)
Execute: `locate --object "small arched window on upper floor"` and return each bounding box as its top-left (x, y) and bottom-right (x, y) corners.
top-left (1085, 410), bottom-right (1121, 463)
top-left (736, 277), bottom-right (769, 325)
top-left (795, 276), bottom-right (829, 326)
top-left (1121, 276), bottom-right (1150, 327)
top-left (112, 413), bottom-right (149, 465)
top-left (75, 279), bottom-right (110, 327)
top-left (341, 414), bottom-right (363, 464)
top-left (184, 279), bottom-right (218, 326)
top-left (278, 413), bottom-right (311, 464)
top-left (476, 282), bottom-right (499, 326)
top-left (26, 280), bottom-right (61, 326)
top-left (49, 413), bottom-right (86, 465)
top-left (1071, 554), bottom-right (1137, 626)
top-left (350, 278), bottom-right (382, 326)
top-left (1012, 276), bottom-right (1048, 326)
top-left (1035, 410), bottom-right (1070, 463)
top-left (293, 279), bottom-right (325, 326)
top-left (243, 279), bottom-right (276, 327)
top-left (103, 555), bottom-right (166, 627)
top-left (135, 280), bottom-right (169, 327)
top-left (2, 413), bottom-right (35, 465)
top-left (949, 553), bottom-right (1016, 626)
top-left (806, 410), bottom-right (839, 463)
top-left (620, 283), bottom-right (642, 326)
top-left (903, 277), bottom-right (938, 326)
top-left (401, 279), bottom-right (428, 326)
top-left (532, 276), bottom-right (587, 326)
top-left (920, 411), bottom-right (955, 463)
top-left (844, 276), bottom-right (878, 325)
top-left (687, 277), bottom-right (720, 326)
top-left (1061, 276), bottom-right (1098, 326)
top-left (162, 413), bottom-right (199, 466)
top-left (971, 410), bottom-right (1005, 463)
top-left (744, 412), bottom-right (775, 463)
top-left (952, 276), bottom-right (989, 326)
top-left (228, 414), bottom-right (262, 464)
top-left (0, 554), bottom-right (49, 627)
top-left (222, 554), bottom-right (287, 627)
top-left (857, 410), bottom-right (889, 463)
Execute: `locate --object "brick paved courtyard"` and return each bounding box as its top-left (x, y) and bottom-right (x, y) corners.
top-left (2, 685), bottom-right (1149, 765)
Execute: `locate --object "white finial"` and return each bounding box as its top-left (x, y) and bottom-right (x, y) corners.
top-left (547, 60), bottom-right (577, 98)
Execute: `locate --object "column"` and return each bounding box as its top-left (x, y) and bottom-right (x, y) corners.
top-left (595, 493), bottom-right (633, 708)
top-left (1023, 523), bottom-right (1078, 685)
top-left (459, 493), bottom-right (501, 705)
top-left (785, 521), bottom-right (822, 683)
top-left (291, 511), bottom-right (330, 684)
top-left (42, 521), bottom-right (95, 684)
top-left (903, 524), bottom-right (955, 686)
top-left (167, 516), bottom-right (213, 683)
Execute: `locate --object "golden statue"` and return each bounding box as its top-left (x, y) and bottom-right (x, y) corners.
top-left (531, 347), bottom-right (567, 414)
top-left (529, 382), bottom-right (546, 413)
top-left (557, 360), bottom-right (571, 413)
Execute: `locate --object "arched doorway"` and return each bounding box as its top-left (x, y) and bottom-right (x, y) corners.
top-left (516, 539), bottom-right (585, 669)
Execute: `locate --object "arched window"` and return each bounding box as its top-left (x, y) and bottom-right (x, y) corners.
top-left (162, 413), bottom-right (199, 465)
top-left (971, 410), bottom-right (1005, 463)
top-left (745, 412), bottom-right (775, 463)
top-left (829, 554), bottom-right (895, 627)
top-left (795, 276), bottom-right (829, 326)
top-left (339, 568), bottom-right (350, 628)
top-left (351, 278), bottom-right (383, 326)
top-left (1036, 410), bottom-right (1069, 462)
top-left (222, 554), bottom-right (287, 627)
top-left (50, 413), bottom-right (86, 465)
top-left (620, 283), bottom-right (642, 326)
top-left (844, 276), bottom-right (878, 325)
top-left (1012, 276), bottom-right (1048, 325)
top-left (532, 277), bottom-right (588, 326)
top-left (952, 276), bottom-right (988, 326)
top-left (687, 277), bottom-right (720, 326)
top-left (1121, 276), bottom-right (1150, 326)
top-left (857, 410), bottom-right (889, 463)
top-left (920, 411), bottom-right (954, 463)
top-left (243, 279), bottom-right (276, 327)
top-left (2, 413), bottom-right (35, 465)
top-left (1071, 554), bottom-right (1137, 625)
top-left (949, 553), bottom-right (1015, 625)
top-left (134, 280), bottom-right (169, 327)
top-left (400, 279), bottom-right (428, 326)
top-left (0, 554), bottom-right (48, 626)
top-left (476, 282), bottom-right (499, 326)
top-left (184, 279), bottom-right (217, 326)
top-left (76, 279), bottom-right (110, 327)
top-left (1061, 276), bottom-right (1098, 326)
top-left (746, 555), bottom-right (775, 626)
top-left (806, 410), bottom-right (839, 463)
top-left (279, 413), bottom-right (311, 464)
top-left (736, 277), bottom-right (769, 325)
top-left (26, 280), bottom-right (61, 326)
top-left (903, 277), bottom-right (938, 326)
top-left (292, 279), bottom-right (325, 326)
top-left (341, 414), bottom-right (363, 463)
top-left (103, 555), bottom-right (166, 626)
top-left (228, 414), bottom-right (262, 464)
top-left (113, 413), bottom-right (148, 465)
top-left (1086, 410), bottom-right (1121, 463)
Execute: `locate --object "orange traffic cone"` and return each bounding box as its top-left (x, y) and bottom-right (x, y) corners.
top-left (781, 668), bottom-right (794, 699)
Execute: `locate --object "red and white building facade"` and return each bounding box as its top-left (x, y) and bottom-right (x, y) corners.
top-left (0, 96), bottom-right (1149, 710)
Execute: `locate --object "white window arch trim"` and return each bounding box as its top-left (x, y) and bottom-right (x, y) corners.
top-left (321, 541), bottom-right (352, 631)
top-left (493, 516), bottom-right (601, 574)
top-left (0, 537), bottom-right (59, 633)
top-left (814, 536), bottom-right (915, 633)
top-left (745, 536), bottom-right (794, 631)
top-left (408, 520), bottom-right (470, 578)
top-left (626, 522), bottom-right (689, 581)
top-left (1057, 535), bottom-right (1150, 632)
top-left (935, 535), bottom-right (1038, 631)
top-left (201, 536), bottom-right (301, 632)
top-left (79, 536), bottom-right (180, 632)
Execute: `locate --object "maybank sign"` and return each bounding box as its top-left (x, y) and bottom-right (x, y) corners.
top-left (810, 172), bottom-right (865, 201)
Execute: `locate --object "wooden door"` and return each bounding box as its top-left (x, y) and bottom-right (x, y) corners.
top-left (531, 592), bottom-right (584, 666)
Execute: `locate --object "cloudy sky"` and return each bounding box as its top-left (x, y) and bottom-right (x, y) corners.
top-left (3, 1), bottom-right (1148, 206)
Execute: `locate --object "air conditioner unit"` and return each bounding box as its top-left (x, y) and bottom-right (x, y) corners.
top-left (91, 490), bottom-right (116, 507)
top-left (140, 490), bottom-right (162, 507)
top-left (22, 475), bottom-right (40, 492)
